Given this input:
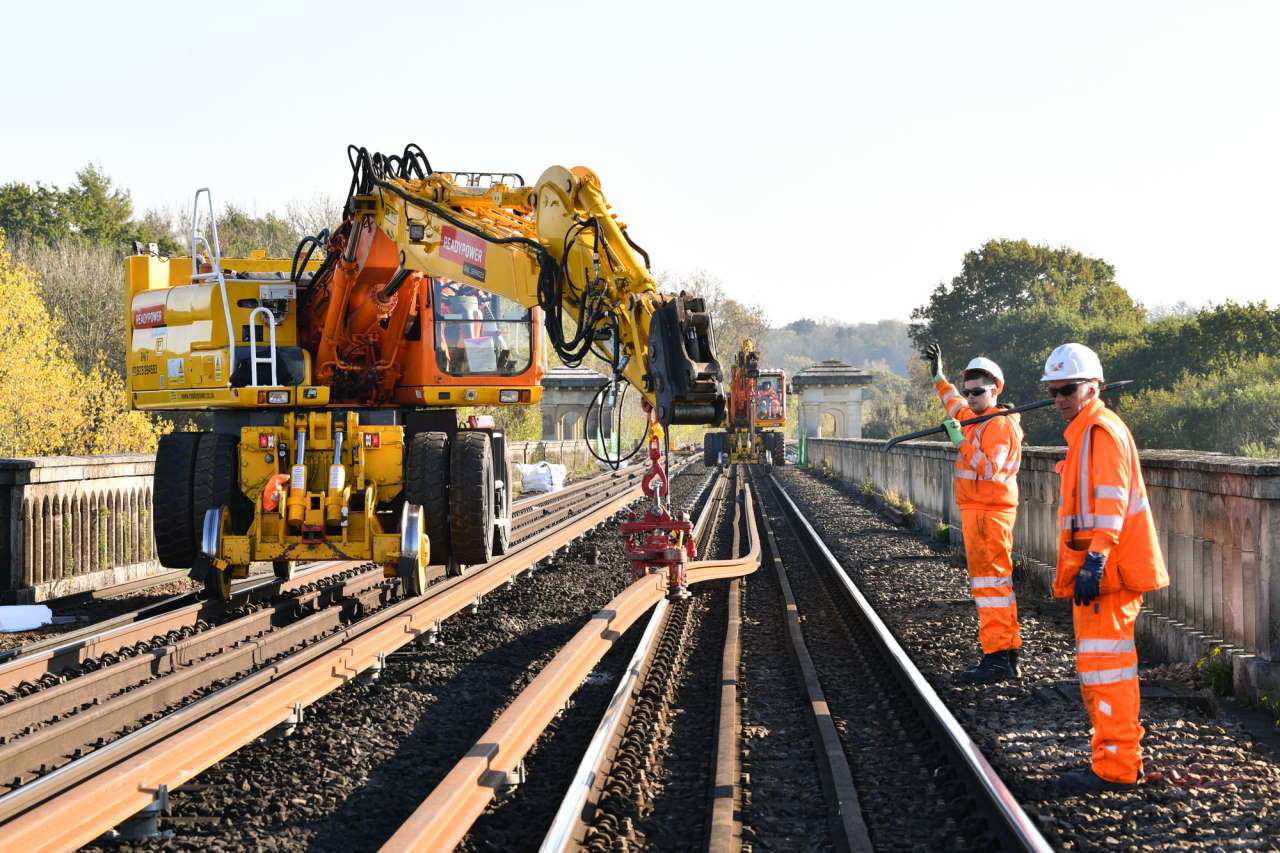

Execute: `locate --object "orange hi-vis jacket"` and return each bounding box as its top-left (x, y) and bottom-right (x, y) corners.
top-left (936, 380), bottom-right (1023, 511)
top-left (1053, 398), bottom-right (1169, 598)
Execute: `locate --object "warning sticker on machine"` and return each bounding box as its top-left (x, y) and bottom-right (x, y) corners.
top-left (133, 305), bottom-right (165, 329)
top-left (440, 226), bottom-right (487, 282)
top-left (259, 284), bottom-right (296, 301)
top-left (167, 357), bottom-right (185, 380)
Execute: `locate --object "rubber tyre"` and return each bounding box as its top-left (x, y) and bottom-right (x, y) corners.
top-left (703, 432), bottom-right (722, 467)
top-left (193, 433), bottom-right (253, 536)
top-left (449, 431), bottom-right (495, 566)
top-left (406, 432), bottom-right (451, 566)
top-left (773, 433), bottom-right (788, 466)
top-left (154, 432), bottom-right (201, 568)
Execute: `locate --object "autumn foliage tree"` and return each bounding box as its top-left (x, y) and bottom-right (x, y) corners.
top-left (0, 235), bottom-right (165, 456)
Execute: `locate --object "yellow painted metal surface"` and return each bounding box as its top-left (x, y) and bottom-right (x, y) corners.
top-left (208, 414), bottom-right (407, 568)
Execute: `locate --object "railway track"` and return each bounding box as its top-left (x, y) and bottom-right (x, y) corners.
top-left (756, 470), bottom-right (1051, 851)
top-left (0, 460), bottom-right (1064, 850)
top-left (450, 463), bottom-right (1053, 852)
top-left (0, 461), bottom-right (680, 850)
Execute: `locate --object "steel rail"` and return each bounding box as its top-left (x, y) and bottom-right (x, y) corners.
top-left (0, 560), bottom-right (365, 685)
top-left (707, 467), bottom-right (747, 849)
top-left (767, 474), bottom-right (1055, 853)
top-left (381, 478), bottom-right (761, 852)
top-left (0, 569), bottom-right (400, 789)
top-left (750, 469), bottom-right (873, 852)
top-left (0, 478), bottom-right (649, 852)
top-left (539, 467), bottom-right (728, 853)
top-left (0, 463), bottom-right (669, 685)
top-left (708, 584), bottom-right (744, 847)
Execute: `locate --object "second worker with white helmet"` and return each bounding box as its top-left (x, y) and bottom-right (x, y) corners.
top-left (924, 344), bottom-right (1025, 683)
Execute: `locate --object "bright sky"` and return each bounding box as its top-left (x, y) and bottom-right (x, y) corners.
top-left (2, 1), bottom-right (1276, 326)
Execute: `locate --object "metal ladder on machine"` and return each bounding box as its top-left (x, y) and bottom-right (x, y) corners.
top-left (189, 189), bottom-right (283, 594)
top-left (188, 188), bottom-right (279, 388)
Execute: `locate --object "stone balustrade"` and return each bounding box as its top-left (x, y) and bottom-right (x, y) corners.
top-left (808, 437), bottom-right (1280, 698)
top-left (0, 456), bottom-right (158, 604)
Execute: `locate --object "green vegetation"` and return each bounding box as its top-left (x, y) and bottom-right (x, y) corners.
top-left (909, 238), bottom-right (1280, 456)
top-left (1196, 646), bottom-right (1234, 696)
top-left (765, 317), bottom-right (912, 376)
top-left (2, 165), bottom-right (1278, 460)
top-left (861, 475), bottom-right (875, 500)
top-left (933, 522), bottom-right (952, 546)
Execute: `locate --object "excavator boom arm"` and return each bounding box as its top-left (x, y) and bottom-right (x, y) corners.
top-left (347, 148), bottom-right (724, 425)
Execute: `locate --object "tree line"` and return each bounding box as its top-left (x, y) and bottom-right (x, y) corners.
top-left (1, 166), bottom-right (1274, 458)
top-left (905, 239), bottom-right (1279, 456)
top-left (0, 165), bottom-right (340, 456)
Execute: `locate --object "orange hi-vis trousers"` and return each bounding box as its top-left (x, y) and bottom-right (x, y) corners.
top-left (960, 507), bottom-right (1021, 654)
top-left (1074, 588), bottom-right (1145, 783)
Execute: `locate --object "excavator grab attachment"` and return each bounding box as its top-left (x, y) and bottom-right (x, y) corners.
top-left (646, 295), bottom-right (725, 426)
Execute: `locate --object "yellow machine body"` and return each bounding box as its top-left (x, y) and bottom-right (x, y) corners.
top-left (132, 147), bottom-right (723, 595)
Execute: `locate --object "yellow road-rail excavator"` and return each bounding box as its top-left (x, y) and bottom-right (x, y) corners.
top-left (127, 144), bottom-right (724, 599)
top-left (702, 339), bottom-right (787, 466)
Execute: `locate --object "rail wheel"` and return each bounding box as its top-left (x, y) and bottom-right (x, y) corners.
top-left (449, 431), bottom-right (495, 566)
top-left (406, 431), bottom-right (451, 568)
top-left (398, 503), bottom-right (429, 596)
top-left (198, 506), bottom-right (233, 601)
top-left (154, 432), bottom-right (201, 568)
top-left (205, 565), bottom-right (233, 600)
top-left (273, 560), bottom-right (293, 581)
top-left (492, 462), bottom-right (512, 557)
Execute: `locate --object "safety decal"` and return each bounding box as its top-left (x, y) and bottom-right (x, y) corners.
top-left (133, 305), bottom-right (165, 329)
top-left (440, 225), bottom-right (488, 282)
top-left (260, 284), bottom-right (297, 301)
top-left (167, 358), bottom-right (185, 380)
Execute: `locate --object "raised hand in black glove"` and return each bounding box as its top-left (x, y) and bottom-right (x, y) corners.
top-left (923, 343), bottom-right (943, 382)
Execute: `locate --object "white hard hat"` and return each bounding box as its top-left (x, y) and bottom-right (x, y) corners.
top-left (1041, 343), bottom-right (1104, 383)
top-left (963, 357), bottom-right (1004, 392)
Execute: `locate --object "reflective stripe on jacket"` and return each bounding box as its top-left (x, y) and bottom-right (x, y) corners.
top-left (1053, 398), bottom-right (1169, 597)
top-left (936, 379), bottom-right (1022, 510)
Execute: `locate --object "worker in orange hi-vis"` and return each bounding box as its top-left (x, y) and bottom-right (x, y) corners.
top-left (924, 344), bottom-right (1023, 684)
top-left (1043, 342), bottom-right (1169, 793)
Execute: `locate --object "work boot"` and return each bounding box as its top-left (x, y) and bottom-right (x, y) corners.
top-left (1059, 767), bottom-right (1142, 794)
top-left (956, 649), bottom-right (1019, 684)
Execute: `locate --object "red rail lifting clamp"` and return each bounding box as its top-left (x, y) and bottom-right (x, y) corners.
top-left (619, 406), bottom-right (696, 599)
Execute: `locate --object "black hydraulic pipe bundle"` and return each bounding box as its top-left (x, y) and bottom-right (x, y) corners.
top-left (879, 380), bottom-right (1134, 452)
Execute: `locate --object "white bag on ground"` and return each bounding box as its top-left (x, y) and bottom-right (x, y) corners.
top-left (519, 461), bottom-right (567, 493)
top-left (0, 604), bottom-right (53, 633)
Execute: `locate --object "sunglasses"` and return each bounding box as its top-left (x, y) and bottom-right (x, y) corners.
top-left (962, 386), bottom-right (992, 397)
top-left (1048, 381), bottom-right (1086, 397)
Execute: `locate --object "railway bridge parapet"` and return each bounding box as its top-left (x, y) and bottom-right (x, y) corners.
top-left (0, 441), bottom-right (600, 605)
top-left (0, 455), bottom-right (158, 604)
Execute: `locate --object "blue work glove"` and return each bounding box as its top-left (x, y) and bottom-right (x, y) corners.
top-left (942, 418), bottom-right (964, 446)
top-left (923, 343), bottom-right (944, 382)
top-left (1074, 551), bottom-right (1106, 606)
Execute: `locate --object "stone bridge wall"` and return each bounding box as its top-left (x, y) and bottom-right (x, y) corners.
top-left (0, 442), bottom-right (600, 603)
top-left (807, 437), bottom-right (1280, 697)
top-left (0, 456), bottom-right (158, 604)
